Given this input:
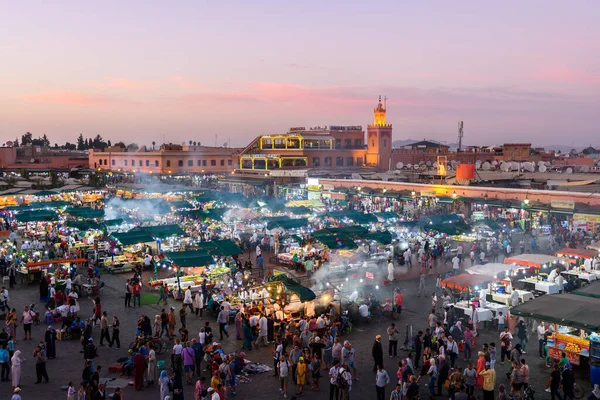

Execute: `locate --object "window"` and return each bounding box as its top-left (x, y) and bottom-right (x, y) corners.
top-left (312, 157), bottom-right (320, 167)
top-left (188, 160), bottom-right (193, 167)
top-left (346, 157), bottom-right (354, 167)
top-left (124, 160), bottom-right (128, 166)
top-left (335, 139), bottom-right (341, 148)
top-left (220, 159), bottom-right (225, 166)
top-left (178, 160), bottom-right (183, 167)
top-left (111, 159), bottom-right (115, 166)
top-left (324, 157), bottom-right (332, 166)
top-left (336, 157), bottom-right (344, 166)
top-left (211, 160), bottom-right (216, 166)
top-left (166, 160), bottom-right (171, 167)
top-left (139, 160), bottom-right (143, 166)
top-left (344, 139), bottom-right (352, 148)
top-left (197, 160), bottom-right (201, 166)
top-left (202, 160), bottom-right (207, 166)
top-left (355, 139), bottom-right (362, 147)
top-left (155, 160), bottom-right (159, 167)
top-left (356, 157), bottom-right (363, 166)
top-left (383, 139), bottom-right (387, 148)
top-left (131, 159), bottom-right (135, 166)
top-left (104, 159), bottom-right (108, 165)
top-left (146, 160), bottom-right (150, 167)
top-left (228, 160), bottom-right (232, 166)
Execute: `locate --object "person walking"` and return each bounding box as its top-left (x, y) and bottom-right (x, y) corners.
top-left (329, 359), bottom-right (340, 400)
top-left (132, 280), bottom-right (141, 307)
top-left (426, 357), bottom-right (438, 399)
top-left (45, 326), bottom-right (57, 359)
top-left (372, 335), bottom-right (384, 371)
top-left (375, 364), bottom-right (390, 400)
top-left (33, 344), bottom-right (50, 384)
top-left (387, 323), bottom-right (399, 358)
top-left (110, 316), bottom-right (121, 349)
top-left (277, 354), bottom-right (290, 399)
top-left (217, 306), bottom-right (229, 340)
top-left (479, 362), bottom-right (496, 400)
top-left (413, 331), bottom-right (423, 369)
top-left (99, 312), bottom-right (111, 346)
top-left (11, 349), bottom-right (21, 389)
top-left (417, 274), bottom-right (427, 297)
top-left (547, 363), bottom-right (563, 400)
top-left (255, 314), bottom-right (268, 347)
top-left (124, 279), bottom-right (132, 308)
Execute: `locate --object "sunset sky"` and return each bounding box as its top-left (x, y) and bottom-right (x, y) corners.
top-left (0, 1), bottom-right (598, 147)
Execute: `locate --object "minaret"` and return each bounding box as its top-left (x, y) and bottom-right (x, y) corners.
top-left (366, 96), bottom-right (393, 170)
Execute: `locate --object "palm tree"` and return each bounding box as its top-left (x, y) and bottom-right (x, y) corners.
top-left (189, 140), bottom-right (193, 146)
top-left (193, 141), bottom-right (197, 146)
top-left (152, 141), bottom-right (156, 150)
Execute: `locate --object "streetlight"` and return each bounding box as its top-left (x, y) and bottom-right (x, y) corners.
top-left (452, 191), bottom-right (457, 199)
top-left (524, 197), bottom-right (530, 205)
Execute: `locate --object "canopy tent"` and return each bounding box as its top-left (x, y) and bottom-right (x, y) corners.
top-left (266, 217), bottom-right (309, 230)
top-left (373, 211), bottom-right (401, 220)
top-left (574, 282), bottom-right (600, 299)
top-left (466, 263), bottom-right (521, 278)
top-left (164, 250), bottom-right (214, 267)
top-left (555, 248), bottom-right (598, 259)
top-left (142, 224), bottom-right (186, 239)
top-left (511, 294), bottom-right (600, 331)
top-left (395, 220), bottom-right (419, 230)
top-left (15, 210), bottom-right (58, 222)
top-left (422, 213), bottom-right (463, 225)
top-left (167, 200), bottom-right (193, 209)
top-left (314, 235), bottom-right (357, 250)
top-left (104, 216), bottom-right (134, 226)
top-left (313, 226), bottom-right (368, 238)
top-left (63, 207), bottom-right (105, 219)
top-left (4, 201), bottom-right (70, 211)
top-left (192, 239), bottom-right (243, 257)
top-left (288, 206), bottom-right (312, 215)
top-left (441, 273), bottom-right (495, 292)
top-left (32, 190), bottom-right (58, 196)
top-left (326, 210), bottom-right (378, 225)
top-left (425, 221), bottom-right (472, 236)
top-left (363, 231), bottom-right (394, 245)
top-left (266, 274), bottom-right (316, 302)
top-left (65, 220), bottom-right (105, 231)
top-left (504, 254), bottom-right (562, 268)
top-left (112, 198), bottom-right (171, 214)
top-left (111, 231), bottom-right (156, 246)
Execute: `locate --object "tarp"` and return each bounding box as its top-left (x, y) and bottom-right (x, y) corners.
top-left (63, 207), bottom-right (105, 219)
top-left (374, 212), bottom-right (400, 220)
top-left (15, 210), bottom-right (58, 222)
top-left (466, 263), bottom-right (520, 278)
top-left (32, 190), bottom-right (58, 196)
top-left (288, 206), bottom-right (311, 215)
top-left (111, 231), bottom-right (156, 246)
top-left (441, 273), bottom-right (495, 292)
top-left (4, 201), bottom-right (70, 211)
top-left (511, 294), bottom-right (600, 331)
top-left (574, 282), bottom-right (600, 299)
top-left (555, 248), bottom-right (598, 259)
top-left (104, 216), bottom-right (134, 226)
top-left (313, 226), bottom-right (368, 238)
top-left (143, 224), bottom-right (186, 239)
top-left (326, 210), bottom-right (377, 224)
top-left (164, 251), bottom-right (214, 267)
top-left (192, 240), bottom-right (243, 256)
top-left (266, 217), bottom-right (309, 230)
top-left (473, 218), bottom-right (502, 231)
top-left (504, 254), bottom-right (561, 268)
top-left (266, 274), bottom-right (316, 302)
top-left (426, 221), bottom-right (471, 236)
top-left (65, 220), bottom-right (104, 231)
top-left (364, 231), bottom-right (393, 245)
top-left (314, 235), bottom-right (357, 250)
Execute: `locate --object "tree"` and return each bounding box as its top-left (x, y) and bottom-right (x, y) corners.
top-left (77, 134), bottom-right (85, 150)
top-left (42, 134), bottom-right (50, 147)
top-left (21, 132), bottom-right (33, 145)
top-left (193, 141), bottom-right (197, 146)
top-left (189, 140), bottom-right (193, 146)
top-left (126, 143), bottom-right (139, 152)
top-left (88, 137), bottom-right (94, 149)
top-left (114, 141), bottom-right (126, 148)
top-left (107, 140), bottom-right (112, 147)
top-left (13, 138), bottom-right (19, 147)
top-left (152, 141), bottom-right (156, 150)
top-left (64, 142), bottom-right (76, 150)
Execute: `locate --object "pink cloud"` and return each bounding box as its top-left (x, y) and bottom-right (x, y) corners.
top-left (170, 76), bottom-right (202, 89)
top-left (534, 66), bottom-right (600, 85)
top-left (21, 91), bottom-right (116, 106)
top-left (251, 82), bottom-right (372, 105)
top-left (85, 78), bottom-right (160, 90)
top-left (173, 92), bottom-right (258, 105)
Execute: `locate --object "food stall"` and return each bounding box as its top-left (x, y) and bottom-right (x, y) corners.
top-left (555, 248), bottom-right (599, 282)
top-left (19, 258), bottom-right (87, 286)
top-left (442, 273), bottom-right (496, 322)
top-left (512, 294), bottom-right (600, 366)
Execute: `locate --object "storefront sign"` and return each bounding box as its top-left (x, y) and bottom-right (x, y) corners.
top-left (420, 190), bottom-right (437, 197)
top-left (322, 184), bottom-right (334, 191)
top-left (325, 191), bottom-right (346, 200)
top-left (551, 200), bottom-right (575, 209)
top-left (289, 127), bottom-right (306, 132)
top-left (472, 211), bottom-right (486, 221)
top-left (574, 213), bottom-right (600, 223)
top-left (548, 347), bottom-right (580, 365)
top-left (269, 170), bottom-right (308, 177)
top-left (329, 125), bottom-right (362, 131)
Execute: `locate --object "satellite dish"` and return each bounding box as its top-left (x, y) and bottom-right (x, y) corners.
top-left (500, 163), bottom-right (510, 172)
top-left (523, 162), bottom-right (535, 173)
top-left (30, 158), bottom-right (35, 163)
top-left (491, 160), bottom-right (498, 166)
top-left (581, 165), bottom-right (590, 173)
top-left (426, 161), bottom-right (432, 167)
top-left (537, 161), bottom-right (545, 167)
top-left (539, 164), bottom-right (547, 173)
top-left (450, 160), bottom-right (457, 167)
top-left (510, 162), bottom-right (520, 171)
top-left (433, 162), bottom-right (438, 168)
top-left (396, 162), bottom-right (404, 169)
top-left (351, 173), bottom-right (362, 180)
top-left (413, 164), bottom-right (420, 170)
top-left (394, 170), bottom-right (401, 175)
top-left (566, 168), bottom-right (573, 174)
top-left (382, 175), bottom-right (389, 181)
top-left (6, 141), bottom-right (13, 147)
top-left (406, 163), bottom-right (412, 169)
top-left (482, 162), bottom-right (491, 170)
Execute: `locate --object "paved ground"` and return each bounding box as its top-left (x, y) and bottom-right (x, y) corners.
top-left (3, 247), bottom-right (591, 400)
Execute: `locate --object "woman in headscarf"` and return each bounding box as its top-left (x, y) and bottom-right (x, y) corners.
top-left (147, 342), bottom-right (157, 384)
top-left (133, 348), bottom-right (146, 390)
top-left (11, 350), bottom-right (22, 389)
top-left (242, 318), bottom-right (253, 350)
top-left (475, 351), bottom-right (486, 388)
top-left (154, 315), bottom-right (161, 337)
top-left (159, 370), bottom-right (171, 400)
top-left (235, 309), bottom-right (244, 341)
top-left (45, 326), bottom-right (57, 359)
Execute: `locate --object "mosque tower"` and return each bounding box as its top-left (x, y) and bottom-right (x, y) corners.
top-left (366, 95), bottom-right (393, 170)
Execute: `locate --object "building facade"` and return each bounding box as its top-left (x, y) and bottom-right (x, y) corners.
top-left (88, 144), bottom-right (240, 174)
top-left (0, 145), bottom-right (88, 170)
top-left (237, 97), bottom-right (392, 172)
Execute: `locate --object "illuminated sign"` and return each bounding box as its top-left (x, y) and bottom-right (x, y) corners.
top-left (329, 125), bottom-right (363, 131)
top-left (420, 190), bottom-right (437, 197)
top-left (289, 127), bottom-right (306, 132)
top-left (551, 200), bottom-right (575, 209)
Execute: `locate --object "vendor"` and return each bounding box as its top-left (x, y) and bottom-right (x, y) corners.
top-left (548, 267), bottom-right (559, 282)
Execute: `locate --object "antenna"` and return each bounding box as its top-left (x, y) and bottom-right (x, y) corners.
top-left (384, 95), bottom-right (387, 110)
top-left (457, 121), bottom-right (464, 152)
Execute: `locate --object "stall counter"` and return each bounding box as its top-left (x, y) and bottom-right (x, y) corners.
top-left (491, 290), bottom-right (534, 305)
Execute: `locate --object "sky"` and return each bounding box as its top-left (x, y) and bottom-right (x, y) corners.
top-left (0, 0), bottom-right (599, 148)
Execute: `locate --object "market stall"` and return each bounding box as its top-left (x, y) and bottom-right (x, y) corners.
top-left (442, 273), bottom-right (497, 322)
top-left (19, 258), bottom-right (87, 286)
top-left (504, 253), bottom-right (562, 269)
top-left (512, 294), bottom-right (600, 366)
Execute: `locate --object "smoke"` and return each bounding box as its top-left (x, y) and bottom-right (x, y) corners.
top-left (309, 249), bottom-right (373, 296)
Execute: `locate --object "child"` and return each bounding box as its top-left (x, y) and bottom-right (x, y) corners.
top-left (67, 381), bottom-right (76, 400)
top-left (496, 312), bottom-right (505, 332)
top-left (296, 356), bottom-right (306, 396)
top-left (311, 354), bottom-right (321, 391)
top-left (489, 342), bottom-right (497, 369)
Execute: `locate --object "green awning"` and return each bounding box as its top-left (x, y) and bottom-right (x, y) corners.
top-left (32, 190), bottom-right (58, 196)
top-left (65, 220), bottom-right (104, 231)
top-left (288, 206), bottom-right (311, 215)
top-left (364, 231), bottom-right (393, 245)
top-left (165, 250), bottom-right (214, 267)
top-left (4, 201), bottom-right (70, 211)
top-left (313, 226), bottom-right (368, 238)
top-left (511, 293), bottom-right (600, 331)
top-left (104, 216), bottom-right (134, 226)
top-left (143, 224), bottom-right (186, 239)
top-left (266, 217), bottom-right (309, 230)
top-left (266, 275), bottom-right (316, 302)
top-left (111, 231), bottom-right (156, 246)
top-left (214, 240), bottom-right (243, 256)
top-left (315, 235), bottom-right (357, 250)
top-left (168, 200), bottom-right (193, 209)
top-left (63, 207), bottom-right (105, 219)
top-left (474, 218), bottom-right (502, 231)
top-left (573, 282), bottom-right (600, 299)
top-left (374, 212), bottom-right (400, 220)
top-left (15, 210), bottom-right (58, 222)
